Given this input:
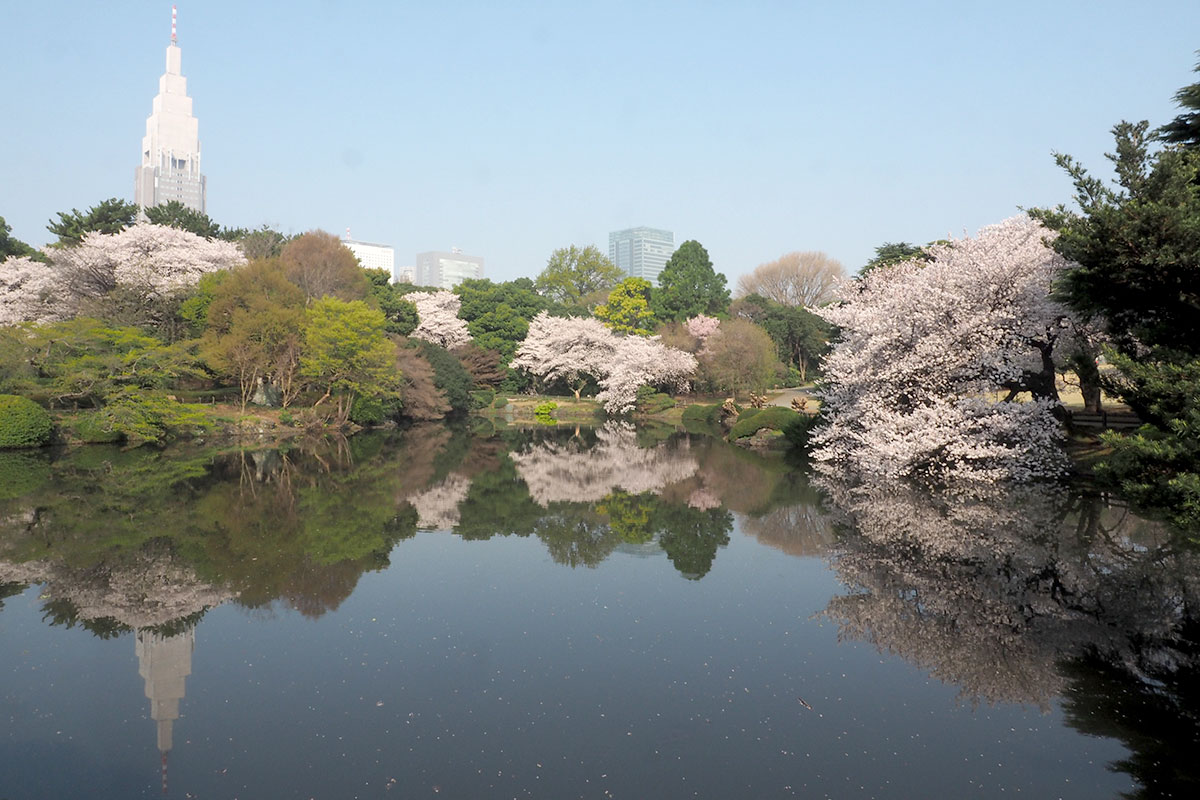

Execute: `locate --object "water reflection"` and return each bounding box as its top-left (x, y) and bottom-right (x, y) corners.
top-left (816, 469), bottom-right (1200, 797)
top-left (1, 427), bottom-right (1198, 796)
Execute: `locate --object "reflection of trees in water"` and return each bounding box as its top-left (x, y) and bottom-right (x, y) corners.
top-left (409, 474), bottom-right (473, 530)
top-left (512, 422), bottom-right (698, 506)
top-left (740, 503), bottom-right (834, 558)
top-left (0, 542), bottom-right (230, 632)
top-left (818, 469), bottom-right (1200, 795)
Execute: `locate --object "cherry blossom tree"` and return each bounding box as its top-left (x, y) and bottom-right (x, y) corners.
top-left (685, 314), bottom-right (721, 343)
top-left (513, 311), bottom-right (697, 412)
top-left (511, 311), bottom-right (616, 400)
top-left (597, 333), bottom-right (697, 414)
top-left (55, 222), bottom-right (245, 300)
top-left (403, 290), bottom-right (472, 349)
top-left (814, 215), bottom-right (1086, 483)
top-left (0, 256), bottom-right (70, 325)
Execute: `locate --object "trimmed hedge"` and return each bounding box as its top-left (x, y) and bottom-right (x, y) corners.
top-left (0, 394), bottom-right (53, 449)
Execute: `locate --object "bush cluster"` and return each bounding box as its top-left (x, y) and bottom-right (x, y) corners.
top-left (0, 394), bottom-right (54, 449)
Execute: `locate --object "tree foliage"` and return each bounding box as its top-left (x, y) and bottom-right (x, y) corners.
top-left (301, 298), bottom-right (398, 422)
top-left (47, 198), bottom-right (138, 246)
top-left (535, 245), bottom-right (624, 308)
top-left (280, 230), bottom-right (369, 303)
top-left (730, 294), bottom-right (831, 382)
top-left (594, 277), bottom-right (656, 335)
top-left (859, 242), bottom-right (930, 276)
top-left (652, 240), bottom-right (730, 321)
top-left (736, 251), bottom-right (844, 307)
top-left (1, 216), bottom-right (43, 262)
top-left (1158, 55), bottom-right (1200, 149)
top-left (1032, 121), bottom-right (1200, 528)
top-left (814, 216), bottom-right (1079, 483)
top-left (144, 200), bottom-right (221, 239)
top-left (697, 318), bottom-right (784, 396)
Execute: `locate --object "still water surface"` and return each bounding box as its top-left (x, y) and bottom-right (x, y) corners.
top-left (1, 422), bottom-right (1196, 798)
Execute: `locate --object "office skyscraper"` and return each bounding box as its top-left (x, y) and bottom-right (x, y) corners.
top-left (134, 7), bottom-right (206, 215)
top-left (415, 248), bottom-right (484, 289)
top-left (608, 227), bottom-right (675, 286)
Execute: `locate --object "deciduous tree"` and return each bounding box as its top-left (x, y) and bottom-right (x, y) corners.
top-left (594, 277), bottom-right (656, 335)
top-left (535, 245), bottom-right (624, 307)
top-left (404, 290), bottom-right (472, 349)
top-left (813, 215), bottom-right (1080, 483)
top-left (696, 318), bottom-right (783, 396)
top-left (280, 230), bottom-right (369, 303)
top-left (736, 251), bottom-right (844, 307)
top-left (301, 298), bottom-right (398, 424)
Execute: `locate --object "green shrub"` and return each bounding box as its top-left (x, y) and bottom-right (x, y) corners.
top-left (0, 394), bottom-right (53, 449)
top-left (471, 388), bottom-right (496, 410)
top-left (71, 414), bottom-right (124, 444)
top-left (635, 386), bottom-right (675, 415)
top-left (278, 409), bottom-right (295, 426)
top-left (92, 388), bottom-right (213, 446)
top-left (349, 395), bottom-right (385, 426)
top-left (728, 406), bottom-right (805, 443)
top-left (535, 401), bottom-right (558, 424)
top-left (493, 395), bottom-right (509, 409)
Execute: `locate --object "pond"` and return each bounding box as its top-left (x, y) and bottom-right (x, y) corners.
top-left (1, 422), bottom-right (1197, 798)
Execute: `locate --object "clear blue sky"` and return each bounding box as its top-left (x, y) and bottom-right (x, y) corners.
top-left (2, 1), bottom-right (1198, 283)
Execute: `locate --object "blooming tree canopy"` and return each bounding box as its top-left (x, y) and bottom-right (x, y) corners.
top-left (403, 290), bottom-right (472, 349)
top-left (510, 312), bottom-right (616, 399)
top-left (1, 224), bottom-right (244, 327)
top-left (813, 215), bottom-right (1082, 482)
top-left (0, 256), bottom-right (70, 325)
top-left (55, 222), bottom-right (245, 300)
top-left (512, 311), bottom-right (697, 412)
top-left (685, 314), bottom-right (721, 343)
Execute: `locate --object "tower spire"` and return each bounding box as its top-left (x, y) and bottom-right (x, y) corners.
top-left (171, 5), bottom-right (177, 44)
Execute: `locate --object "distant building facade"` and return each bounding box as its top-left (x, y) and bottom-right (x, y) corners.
top-left (415, 249), bottom-right (484, 289)
top-left (393, 265), bottom-right (416, 284)
top-left (134, 9), bottom-right (206, 214)
top-left (343, 236), bottom-right (395, 275)
top-left (609, 227), bottom-right (675, 286)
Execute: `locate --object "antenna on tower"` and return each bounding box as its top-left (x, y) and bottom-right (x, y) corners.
top-left (171, 5), bottom-right (177, 44)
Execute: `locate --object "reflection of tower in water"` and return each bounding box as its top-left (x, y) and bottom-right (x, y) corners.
top-left (136, 628), bottom-right (194, 794)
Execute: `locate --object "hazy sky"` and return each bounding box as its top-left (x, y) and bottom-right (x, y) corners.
top-left (3, 1), bottom-right (1198, 283)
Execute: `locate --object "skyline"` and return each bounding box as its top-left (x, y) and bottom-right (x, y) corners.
top-left (2, 1), bottom-right (1199, 284)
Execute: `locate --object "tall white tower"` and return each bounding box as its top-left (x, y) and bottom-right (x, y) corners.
top-left (134, 5), bottom-right (206, 214)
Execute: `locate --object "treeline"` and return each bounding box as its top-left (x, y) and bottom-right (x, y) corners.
top-left (1, 202), bottom-right (836, 446)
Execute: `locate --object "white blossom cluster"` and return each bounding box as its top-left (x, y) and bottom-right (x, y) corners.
top-left (0, 223), bottom-right (244, 327)
top-left (813, 215), bottom-right (1076, 483)
top-left (512, 422), bottom-right (698, 506)
top-left (404, 290), bottom-right (472, 349)
top-left (512, 312), bottom-right (697, 414)
top-left (0, 255), bottom-right (71, 325)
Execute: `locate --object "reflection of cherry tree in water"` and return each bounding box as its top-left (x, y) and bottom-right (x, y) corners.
top-left (511, 422), bottom-right (699, 506)
top-left (818, 471), bottom-right (1200, 794)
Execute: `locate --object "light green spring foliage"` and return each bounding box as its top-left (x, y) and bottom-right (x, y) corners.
top-left (301, 298), bottom-right (398, 416)
top-left (535, 245), bottom-right (625, 308)
top-left (594, 277), bottom-right (656, 335)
